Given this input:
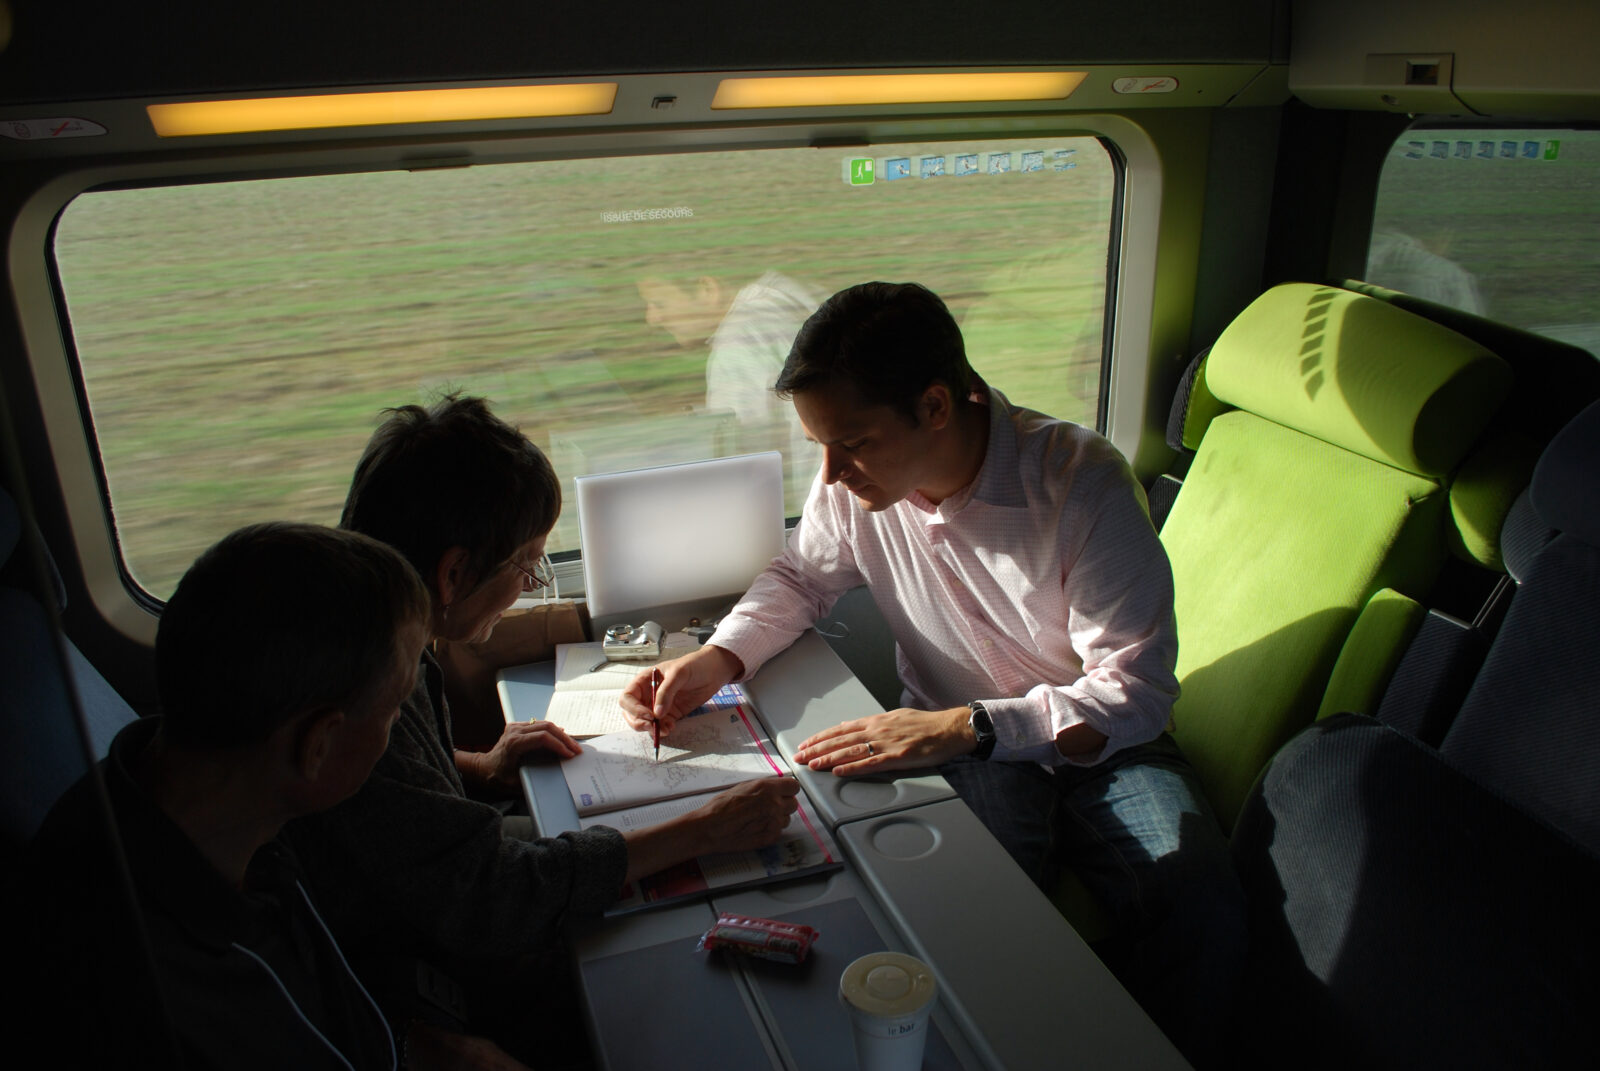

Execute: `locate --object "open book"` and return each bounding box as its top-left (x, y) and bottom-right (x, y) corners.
top-left (554, 661), bottom-right (841, 913)
top-left (563, 688), bottom-right (784, 815)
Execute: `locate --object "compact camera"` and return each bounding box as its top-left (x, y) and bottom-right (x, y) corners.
top-left (602, 620), bottom-right (664, 660)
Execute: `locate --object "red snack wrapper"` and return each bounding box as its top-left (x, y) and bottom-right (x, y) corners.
top-left (697, 913), bottom-right (820, 964)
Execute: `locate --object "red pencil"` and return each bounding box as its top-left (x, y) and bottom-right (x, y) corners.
top-left (651, 668), bottom-right (663, 763)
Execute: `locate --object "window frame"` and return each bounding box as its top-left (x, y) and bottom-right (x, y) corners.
top-left (15, 110), bottom-right (1173, 636)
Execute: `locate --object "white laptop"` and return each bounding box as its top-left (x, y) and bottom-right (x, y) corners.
top-left (574, 452), bottom-right (786, 635)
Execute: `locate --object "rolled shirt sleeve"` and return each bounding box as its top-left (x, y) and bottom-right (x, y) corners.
top-left (710, 391), bottom-right (1178, 768)
top-left (709, 472), bottom-right (866, 680)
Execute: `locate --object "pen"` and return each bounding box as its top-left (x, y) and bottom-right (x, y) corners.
top-left (651, 668), bottom-right (663, 763)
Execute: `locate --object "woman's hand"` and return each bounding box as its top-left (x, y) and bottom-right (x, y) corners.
top-left (456, 720), bottom-right (581, 797)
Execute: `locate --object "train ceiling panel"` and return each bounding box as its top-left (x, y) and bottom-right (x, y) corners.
top-left (0, 1), bottom-right (1286, 106)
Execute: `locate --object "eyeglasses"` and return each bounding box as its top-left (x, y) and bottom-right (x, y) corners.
top-left (508, 554), bottom-right (556, 592)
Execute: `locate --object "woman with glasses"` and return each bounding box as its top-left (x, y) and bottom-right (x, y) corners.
top-left (287, 394), bottom-right (798, 1067)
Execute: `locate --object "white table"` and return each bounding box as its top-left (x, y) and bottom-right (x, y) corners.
top-left (498, 631), bottom-right (1189, 1070)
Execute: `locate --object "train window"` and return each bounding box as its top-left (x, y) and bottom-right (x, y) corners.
top-left (1366, 127), bottom-right (1600, 350)
top-left (53, 136), bottom-right (1117, 598)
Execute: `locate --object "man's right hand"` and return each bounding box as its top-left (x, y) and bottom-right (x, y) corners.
top-left (620, 776), bottom-right (799, 884)
top-left (682, 776), bottom-right (801, 854)
top-left (619, 644), bottom-right (744, 737)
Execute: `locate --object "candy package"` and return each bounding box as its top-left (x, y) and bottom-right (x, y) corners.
top-left (697, 913), bottom-right (820, 965)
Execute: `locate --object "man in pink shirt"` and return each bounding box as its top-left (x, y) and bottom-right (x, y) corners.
top-left (622, 282), bottom-right (1242, 1064)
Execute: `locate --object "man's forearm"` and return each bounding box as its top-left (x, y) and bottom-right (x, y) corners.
top-left (700, 643), bottom-right (745, 684)
top-left (1053, 723), bottom-right (1110, 761)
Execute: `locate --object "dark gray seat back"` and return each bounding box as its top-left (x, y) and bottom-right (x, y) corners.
top-left (1438, 399), bottom-right (1600, 852)
top-left (1229, 399), bottom-right (1600, 1069)
top-left (0, 486), bottom-right (137, 845)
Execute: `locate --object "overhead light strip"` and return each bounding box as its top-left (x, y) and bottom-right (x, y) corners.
top-left (711, 71), bottom-right (1086, 109)
top-left (146, 84), bottom-right (618, 137)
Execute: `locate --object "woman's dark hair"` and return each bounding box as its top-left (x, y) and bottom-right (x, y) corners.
top-left (157, 523), bottom-right (429, 751)
top-left (340, 393), bottom-right (560, 590)
top-left (775, 282), bottom-right (974, 423)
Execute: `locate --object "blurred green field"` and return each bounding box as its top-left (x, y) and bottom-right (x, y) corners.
top-left (1369, 129), bottom-right (1600, 337)
top-left (56, 136), bottom-right (1116, 595)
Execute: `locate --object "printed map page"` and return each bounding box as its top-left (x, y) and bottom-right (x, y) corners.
top-left (561, 698), bottom-right (786, 816)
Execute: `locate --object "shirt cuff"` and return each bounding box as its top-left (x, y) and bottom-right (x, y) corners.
top-left (980, 696), bottom-right (1066, 765)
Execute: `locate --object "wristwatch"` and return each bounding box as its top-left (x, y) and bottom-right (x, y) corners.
top-left (967, 701), bottom-right (997, 760)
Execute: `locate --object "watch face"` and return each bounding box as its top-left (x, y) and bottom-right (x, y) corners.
top-left (969, 703), bottom-right (996, 759)
top-left (970, 703), bottom-right (994, 737)
top-left (966, 701), bottom-right (992, 758)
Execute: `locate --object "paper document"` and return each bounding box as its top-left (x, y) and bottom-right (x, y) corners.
top-left (541, 691), bottom-right (634, 738)
top-left (542, 638), bottom-right (698, 736)
top-left (561, 688), bottom-right (784, 816)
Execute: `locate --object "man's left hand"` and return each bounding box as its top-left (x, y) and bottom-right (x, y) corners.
top-left (793, 707), bottom-right (976, 776)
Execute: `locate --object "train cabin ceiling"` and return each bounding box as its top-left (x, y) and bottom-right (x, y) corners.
top-left (0, 1), bottom-right (1287, 105)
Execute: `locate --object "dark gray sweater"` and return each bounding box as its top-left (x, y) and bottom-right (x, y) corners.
top-left (287, 650), bottom-right (626, 976)
top-left (19, 716), bottom-right (396, 1069)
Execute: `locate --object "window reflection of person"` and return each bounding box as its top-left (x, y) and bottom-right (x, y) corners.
top-left (638, 271), bottom-right (823, 500)
top-left (1366, 232), bottom-right (1486, 315)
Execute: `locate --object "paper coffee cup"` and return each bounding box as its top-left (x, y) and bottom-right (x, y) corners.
top-left (838, 951), bottom-right (938, 1071)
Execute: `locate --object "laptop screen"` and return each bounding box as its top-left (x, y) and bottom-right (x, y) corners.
top-left (575, 452), bottom-right (786, 628)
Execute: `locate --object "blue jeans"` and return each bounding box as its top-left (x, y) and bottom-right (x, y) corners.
top-left (940, 735), bottom-right (1244, 1065)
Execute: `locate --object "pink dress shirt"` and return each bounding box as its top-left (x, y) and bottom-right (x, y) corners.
top-left (708, 389), bottom-right (1179, 766)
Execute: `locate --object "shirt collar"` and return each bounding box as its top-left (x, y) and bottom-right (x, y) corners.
top-left (930, 387), bottom-right (1027, 516)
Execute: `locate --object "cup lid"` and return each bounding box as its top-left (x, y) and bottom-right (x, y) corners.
top-left (839, 952), bottom-right (938, 1018)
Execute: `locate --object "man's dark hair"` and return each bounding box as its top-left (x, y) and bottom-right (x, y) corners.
top-left (340, 394), bottom-right (560, 588)
top-left (775, 282), bottom-right (974, 423)
top-left (157, 523), bottom-right (429, 751)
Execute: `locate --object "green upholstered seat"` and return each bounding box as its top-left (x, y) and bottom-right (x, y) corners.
top-left (1160, 283), bottom-right (1512, 829)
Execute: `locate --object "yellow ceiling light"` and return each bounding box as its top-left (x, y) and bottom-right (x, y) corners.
top-left (147, 83), bottom-right (618, 137)
top-left (711, 71), bottom-right (1085, 110)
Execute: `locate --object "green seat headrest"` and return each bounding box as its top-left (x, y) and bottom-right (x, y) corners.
top-left (1203, 284), bottom-right (1511, 477)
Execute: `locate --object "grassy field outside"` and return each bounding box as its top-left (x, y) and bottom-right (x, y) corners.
top-left (55, 136), bottom-right (1116, 596)
top-left (1369, 128), bottom-right (1600, 340)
